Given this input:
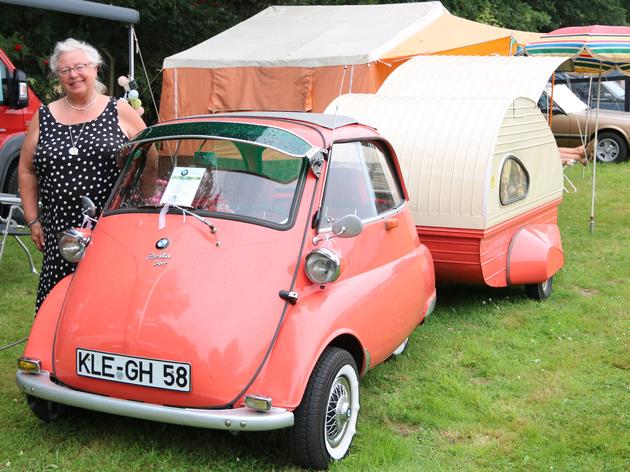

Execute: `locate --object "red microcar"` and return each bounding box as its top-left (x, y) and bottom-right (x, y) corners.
top-left (17, 112), bottom-right (436, 469)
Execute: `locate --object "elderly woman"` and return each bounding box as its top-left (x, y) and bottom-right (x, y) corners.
top-left (18, 38), bottom-right (146, 313)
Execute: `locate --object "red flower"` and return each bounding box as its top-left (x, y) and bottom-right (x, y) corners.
top-left (14, 43), bottom-right (23, 52)
top-left (42, 59), bottom-right (49, 66)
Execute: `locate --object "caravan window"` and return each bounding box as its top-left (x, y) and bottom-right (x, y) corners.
top-left (499, 156), bottom-right (529, 205)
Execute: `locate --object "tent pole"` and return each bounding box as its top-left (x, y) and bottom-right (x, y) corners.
top-left (128, 24), bottom-right (135, 79)
top-left (590, 67), bottom-right (602, 233)
top-left (548, 72), bottom-right (555, 127)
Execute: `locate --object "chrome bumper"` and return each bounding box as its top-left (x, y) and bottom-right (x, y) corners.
top-left (16, 371), bottom-right (294, 431)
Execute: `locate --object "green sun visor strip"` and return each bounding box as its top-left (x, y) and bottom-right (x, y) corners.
top-left (131, 121), bottom-right (314, 157)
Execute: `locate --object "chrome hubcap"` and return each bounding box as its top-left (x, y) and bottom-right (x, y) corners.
top-left (597, 139), bottom-right (619, 162)
top-left (325, 377), bottom-right (351, 447)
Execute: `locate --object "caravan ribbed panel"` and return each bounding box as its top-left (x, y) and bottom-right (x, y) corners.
top-left (327, 94), bottom-right (513, 229)
top-left (486, 97), bottom-right (563, 227)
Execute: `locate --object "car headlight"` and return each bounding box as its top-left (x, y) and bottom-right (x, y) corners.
top-left (57, 228), bottom-right (90, 263)
top-left (305, 248), bottom-right (342, 284)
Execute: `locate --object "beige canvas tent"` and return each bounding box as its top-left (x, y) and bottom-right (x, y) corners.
top-left (160, 2), bottom-right (542, 120)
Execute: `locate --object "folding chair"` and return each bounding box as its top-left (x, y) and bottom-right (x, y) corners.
top-left (0, 194), bottom-right (38, 275)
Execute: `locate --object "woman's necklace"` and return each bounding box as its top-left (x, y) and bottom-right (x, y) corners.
top-left (66, 94), bottom-right (97, 111)
top-left (65, 94), bottom-right (96, 156)
top-left (68, 122), bottom-right (87, 156)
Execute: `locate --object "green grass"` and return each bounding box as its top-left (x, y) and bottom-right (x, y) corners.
top-left (1, 163), bottom-right (629, 471)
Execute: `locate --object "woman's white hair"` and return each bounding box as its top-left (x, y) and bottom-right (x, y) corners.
top-left (50, 38), bottom-right (107, 94)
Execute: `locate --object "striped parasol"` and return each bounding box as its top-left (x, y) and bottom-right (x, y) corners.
top-left (525, 25), bottom-right (630, 233)
top-left (525, 25), bottom-right (630, 75)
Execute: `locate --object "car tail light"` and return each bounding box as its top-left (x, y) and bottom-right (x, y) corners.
top-left (305, 248), bottom-right (342, 284)
top-left (57, 228), bottom-right (90, 263)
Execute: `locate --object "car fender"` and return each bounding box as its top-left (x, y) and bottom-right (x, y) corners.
top-left (590, 126), bottom-right (628, 144)
top-left (506, 224), bottom-right (564, 285)
top-left (21, 274), bottom-right (73, 371)
top-left (246, 298), bottom-right (365, 411)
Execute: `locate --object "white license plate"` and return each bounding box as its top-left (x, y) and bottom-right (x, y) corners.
top-left (76, 348), bottom-right (191, 392)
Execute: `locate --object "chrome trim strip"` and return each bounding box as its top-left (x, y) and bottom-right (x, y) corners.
top-left (17, 371), bottom-right (293, 431)
top-left (318, 202), bottom-right (409, 233)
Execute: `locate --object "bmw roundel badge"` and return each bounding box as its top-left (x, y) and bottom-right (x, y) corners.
top-left (156, 238), bottom-right (169, 249)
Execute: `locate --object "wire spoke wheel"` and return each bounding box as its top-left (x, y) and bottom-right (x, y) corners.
top-left (290, 347), bottom-right (360, 469)
top-left (325, 374), bottom-right (351, 448)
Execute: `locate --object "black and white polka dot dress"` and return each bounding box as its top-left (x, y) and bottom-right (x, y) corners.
top-left (33, 97), bottom-right (128, 312)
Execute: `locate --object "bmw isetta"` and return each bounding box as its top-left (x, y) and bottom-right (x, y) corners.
top-left (17, 112), bottom-right (436, 469)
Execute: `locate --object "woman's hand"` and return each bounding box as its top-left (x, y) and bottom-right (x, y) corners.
top-left (29, 221), bottom-right (45, 252)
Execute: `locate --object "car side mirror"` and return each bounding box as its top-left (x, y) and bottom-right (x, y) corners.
top-left (331, 214), bottom-right (363, 238)
top-left (7, 69), bottom-right (29, 109)
top-left (80, 196), bottom-right (97, 218)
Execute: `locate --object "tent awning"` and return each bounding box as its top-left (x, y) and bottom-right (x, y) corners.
top-left (382, 13), bottom-right (542, 60)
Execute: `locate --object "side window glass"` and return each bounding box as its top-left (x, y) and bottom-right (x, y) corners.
top-left (0, 61), bottom-right (7, 104)
top-left (500, 156), bottom-right (529, 205)
top-left (362, 142), bottom-right (404, 214)
top-left (320, 141), bottom-right (404, 229)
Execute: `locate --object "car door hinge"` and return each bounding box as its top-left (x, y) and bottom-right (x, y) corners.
top-left (279, 290), bottom-right (299, 305)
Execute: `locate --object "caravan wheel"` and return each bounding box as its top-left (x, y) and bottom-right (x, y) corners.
top-left (525, 276), bottom-right (553, 301)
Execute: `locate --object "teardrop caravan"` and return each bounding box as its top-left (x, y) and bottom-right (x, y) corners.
top-left (326, 94), bottom-right (564, 299)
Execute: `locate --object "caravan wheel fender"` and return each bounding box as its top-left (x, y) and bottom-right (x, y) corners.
top-left (506, 224), bottom-right (564, 286)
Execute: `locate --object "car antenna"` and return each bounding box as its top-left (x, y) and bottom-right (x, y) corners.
top-left (329, 65), bottom-right (348, 150)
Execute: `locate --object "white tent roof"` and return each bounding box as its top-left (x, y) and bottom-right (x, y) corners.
top-left (163, 2), bottom-right (447, 69)
top-left (377, 55), bottom-right (571, 102)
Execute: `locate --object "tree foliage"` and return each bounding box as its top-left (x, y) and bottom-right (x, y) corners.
top-left (1, 0), bottom-right (629, 123)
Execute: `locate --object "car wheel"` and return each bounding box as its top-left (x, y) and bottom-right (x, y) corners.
top-left (26, 395), bottom-right (66, 423)
top-left (290, 347), bottom-right (359, 470)
top-left (525, 276), bottom-right (553, 301)
top-left (596, 132), bottom-right (627, 163)
top-left (391, 337), bottom-right (409, 357)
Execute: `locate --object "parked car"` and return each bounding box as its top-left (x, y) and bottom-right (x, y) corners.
top-left (555, 71), bottom-right (627, 112)
top-left (0, 48), bottom-right (41, 195)
top-left (16, 112), bottom-right (436, 469)
top-left (540, 84), bottom-right (630, 163)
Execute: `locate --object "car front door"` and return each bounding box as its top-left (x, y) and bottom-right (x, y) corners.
top-left (318, 140), bottom-right (426, 363)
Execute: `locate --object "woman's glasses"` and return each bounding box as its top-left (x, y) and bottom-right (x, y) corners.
top-left (57, 63), bottom-right (93, 77)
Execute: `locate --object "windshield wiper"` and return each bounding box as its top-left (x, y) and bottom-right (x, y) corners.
top-left (137, 202), bottom-right (218, 235)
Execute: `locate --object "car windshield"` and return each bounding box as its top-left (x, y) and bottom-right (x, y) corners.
top-left (106, 138), bottom-right (306, 227)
